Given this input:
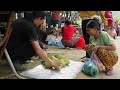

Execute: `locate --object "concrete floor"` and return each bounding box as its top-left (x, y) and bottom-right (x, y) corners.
top-left (0, 36), bottom-right (120, 79)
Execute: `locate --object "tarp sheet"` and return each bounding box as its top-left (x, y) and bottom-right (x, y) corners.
top-left (20, 60), bottom-right (84, 79)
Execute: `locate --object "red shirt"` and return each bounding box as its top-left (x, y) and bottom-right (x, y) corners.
top-left (62, 25), bottom-right (77, 40)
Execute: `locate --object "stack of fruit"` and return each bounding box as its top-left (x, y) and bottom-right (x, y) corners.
top-left (41, 54), bottom-right (70, 70)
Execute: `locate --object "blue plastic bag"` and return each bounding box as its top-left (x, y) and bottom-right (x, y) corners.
top-left (48, 36), bottom-right (65, 48)
top-left (48, 37), bottom-right (56, 46)
top-left (56, 40), bottom-right (65, 48)
top-left (82, 51), bottom-right (99, 77)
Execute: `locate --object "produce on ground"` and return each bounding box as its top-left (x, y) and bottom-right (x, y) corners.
top-left (41, 54), bottom-right (70, 70)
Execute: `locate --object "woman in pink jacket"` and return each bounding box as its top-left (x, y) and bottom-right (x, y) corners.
top-left (104, 11), bottom-right (116, 38)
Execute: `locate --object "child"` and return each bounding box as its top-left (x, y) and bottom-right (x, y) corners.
top-left (84, 19), bottom-right (118, 76)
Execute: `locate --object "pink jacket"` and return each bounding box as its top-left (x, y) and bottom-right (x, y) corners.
top-left (105, 11), bottom-right (114, 27)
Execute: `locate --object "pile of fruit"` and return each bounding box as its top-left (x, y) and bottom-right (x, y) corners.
top-left (41, 54), bottom-right (70, 70)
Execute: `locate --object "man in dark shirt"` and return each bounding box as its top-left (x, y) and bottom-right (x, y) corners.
top-left (6, 11), bottom-right (60, 71)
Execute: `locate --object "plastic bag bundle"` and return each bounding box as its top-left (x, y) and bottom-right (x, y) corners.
top-left (48, 37), bottom-right (56, 46)
top-left (48, 36), bottom-right (65, 48)
top-left (82, 51), bottom-right (99, 77)
top-left (74, 36), bottom-right (86, 49)
top-left (56, 40), bottom-right (65, 48)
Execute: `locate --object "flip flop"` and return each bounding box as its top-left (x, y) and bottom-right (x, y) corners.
top-left (81, 56), bottom-right (86, 59)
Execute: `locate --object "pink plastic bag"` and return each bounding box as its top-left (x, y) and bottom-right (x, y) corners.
top-left (92, 54), bottom-right (104, 71)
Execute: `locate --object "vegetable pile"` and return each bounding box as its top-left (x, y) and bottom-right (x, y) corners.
top-left (41, 54), bottom-right (70, 70)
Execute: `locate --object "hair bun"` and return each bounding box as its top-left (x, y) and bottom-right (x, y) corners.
top-left (93, 17), bottom-right (99, 22)
top-left (93, 17), bottom-right (101, 27)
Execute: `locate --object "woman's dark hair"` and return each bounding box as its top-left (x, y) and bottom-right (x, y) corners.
top-left (93, 17), bottom-right (101, 27)
top-left (86, 18), bottom-right (101, 31)
top-left (65, 19), bottom-right (71, 25)
top-left (24, 11), bottom-right (47, 20)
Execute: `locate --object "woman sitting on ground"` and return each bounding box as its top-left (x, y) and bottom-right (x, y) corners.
top-left (54, 19), bottom-right (79, 48)
top-left (84, 19), bottom-right (118, 76)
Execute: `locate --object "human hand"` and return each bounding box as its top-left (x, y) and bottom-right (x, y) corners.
top-left (93, 46), bottom-right (100, 53)
top-left (84, 45), bottom-right (91, 51)
top-left (50, 25), bottom-right (53, 28)
top-left (40, 25), bottom-right (46, 31)
top-left (107, 18), bottom-right (113, 21)
top-left (51, 60), bottom-right (61, 69)
top-left (53, 27), bottom-right (59, 33)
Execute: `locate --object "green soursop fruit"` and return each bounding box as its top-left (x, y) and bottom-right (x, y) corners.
top-left (50, 55), bottom-right (58, 61)
top-left (44, 62), bottom-right (52, 69)
top-left (41, 60), bottom-right (45, 65)
top-left (54, 55), bottom-right (70, 66)
top-left (59, 59), bottom-right (66, 67)
top-left (63, 58), bottom-right (70, 66)
top-left (42, 55), bottom-right (70, 70)
top-left (54, 55), bottom-right (65, 59)
top-left (50, 55), bottom-right (62, 70)
top-left (52, 66), bottom-right (61, 70)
